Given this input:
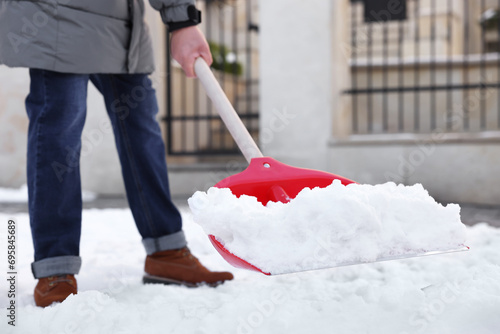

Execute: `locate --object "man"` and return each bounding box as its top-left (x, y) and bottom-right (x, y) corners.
top-left (0, 0), bottom-right (233, 308)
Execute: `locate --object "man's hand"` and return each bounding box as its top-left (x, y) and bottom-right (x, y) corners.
top-left (171, 26), bottom-right (213, 78)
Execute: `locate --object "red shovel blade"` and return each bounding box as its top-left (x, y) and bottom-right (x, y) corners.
top-left (215, 157), bottom-right (355, 205)
top-left (209, 157), bottom-right (355, 275)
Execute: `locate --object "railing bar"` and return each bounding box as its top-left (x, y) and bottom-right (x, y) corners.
top-left (383, 21), bottom-right (389, 132)
top-left (414, 0), bottom-right (420, 132)
top-left (246, 0), bottom-right (252, 136)
top-left (351, 1), bottom-right (358, 134)
top-left (480, 0), bottom-right (487, 130)
top-left (463, 0), bottom-right (470, 130)
top-left (165, 27), bottom-right (173, 155)
top-left (430, 0), bottom-right (437, 130)
top-left (398, 17), bottom-right (405, 132)
top-left (219, 3), bottom-right (226, 149)
top-left (446, 0), bottom-right (453, 130)
top-left (232, 1), bottom-right (239, 151)
top-left (367, 22), bottom-right (373, 133)
top-left (206, 3), bottom-right (213, 150)
top-left (345, 82), bottom-right (500, 94)
top-left (194, 66), bottom-right (200, 151)
top-left (181, 62), bottom-right (187, 151)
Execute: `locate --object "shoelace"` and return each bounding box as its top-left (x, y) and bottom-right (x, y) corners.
top-left (180, 248), bottom-right (195, 260)
top-left (48, 275), bottom-right (74, 287)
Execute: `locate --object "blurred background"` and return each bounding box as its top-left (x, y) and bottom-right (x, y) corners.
top-left (0, 0), bottom-right (499, 220)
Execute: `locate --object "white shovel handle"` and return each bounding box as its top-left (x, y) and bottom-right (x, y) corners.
top-left (194, 57), bottom-right (263, 163)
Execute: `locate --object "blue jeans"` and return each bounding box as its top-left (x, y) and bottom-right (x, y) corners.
top-left (26, 69), bottom-right (187, 279)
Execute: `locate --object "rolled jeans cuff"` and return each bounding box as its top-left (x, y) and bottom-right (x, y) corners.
top-left (31, 256), bottom-right (82, 279)
top-left (142, 230), bottom-right (187, 255)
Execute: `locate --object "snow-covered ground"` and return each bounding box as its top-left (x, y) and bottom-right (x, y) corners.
top-left (0, 205), bottom-right (499, 334)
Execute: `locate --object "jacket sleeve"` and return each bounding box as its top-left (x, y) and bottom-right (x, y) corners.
top-left (148, 0), bottom-right (197, 24)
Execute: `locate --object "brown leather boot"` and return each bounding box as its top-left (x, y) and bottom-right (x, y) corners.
top-left (34, 275), bottom-right (77, 307)
top-left (143, 247), bottom-right (234, 287)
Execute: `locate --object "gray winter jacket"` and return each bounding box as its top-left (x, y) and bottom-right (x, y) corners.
top-left (0, 0), bottom-right (195, 74)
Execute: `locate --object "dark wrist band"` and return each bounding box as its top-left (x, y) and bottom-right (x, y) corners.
top-left (168, 5), bottom-right (201, 32)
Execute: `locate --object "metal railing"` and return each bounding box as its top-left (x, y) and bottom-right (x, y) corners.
top-left (346, 0), bottom-right (500, 136)
top-left (163, 0), bottom-right (259, 156)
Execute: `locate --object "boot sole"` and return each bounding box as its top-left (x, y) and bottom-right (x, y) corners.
top-left (142, 275), bottom-right (224, 288)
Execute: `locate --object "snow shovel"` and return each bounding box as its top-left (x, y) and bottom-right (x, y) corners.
top-left (194, 58), bottom-right (468, 275)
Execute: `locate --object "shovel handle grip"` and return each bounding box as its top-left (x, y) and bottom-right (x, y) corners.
top-left (194, 57), bottom-right (263, 163)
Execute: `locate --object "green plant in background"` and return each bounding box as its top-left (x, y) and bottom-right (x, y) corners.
top-left (208, 41), bottom-right (243, 76)
top-left (480, 8), bottom-right (500, 31)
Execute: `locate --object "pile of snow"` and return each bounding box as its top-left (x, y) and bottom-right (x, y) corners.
top-left (188, 181), bottom-right (467, 274)
top-left (0, 207), bottom-right (499, 334)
